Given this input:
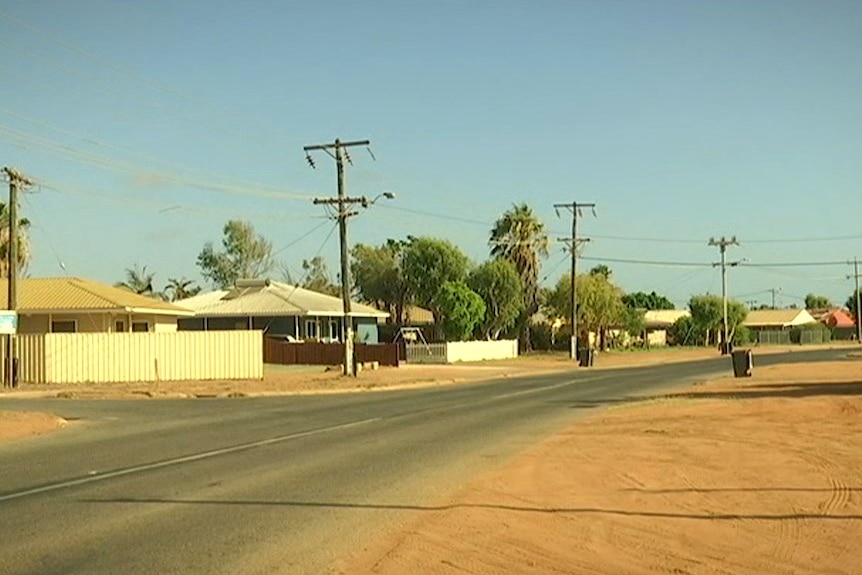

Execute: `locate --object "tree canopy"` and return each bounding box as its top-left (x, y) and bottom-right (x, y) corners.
top-left (804, 293), bottom-right (831, 310)
top-left (301, 256), bottom-right (339, 296)
top-left (489, 203), bottom-right (548, 349)
top-left (687, 294), bottom-right (748, 346)
top-left (164, 277), bottom-right (201, 301)
top-left (115, 264), bottom-right (160, 298)
top-left (622, 291), bottom-right (675, 310)
top-left (847, 289), bottom-right (861, 320)
top-left (468, 258), bottom-right (524, 339)
top-left (350, 239), bottom-right (410, 323)
top-left (197, 220), bottom-right (274, 288)
top-left (401, 236), bottom-right (470, 322)
top-left (548, 272), bottom-right (625, 347)
top-left (0, 200), bottom-right (31, 279)
top-left (437, 280), bottom-right (486, 341)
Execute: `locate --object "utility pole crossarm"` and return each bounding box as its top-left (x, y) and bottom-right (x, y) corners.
top-left (553, 201), bottom-right (597, 363)
top-left (304, 139), bottom-right (370, 152)
top-left (305, 139), bottom-right (389, 377)
top-left (708, 236), bottom-right (740, 355)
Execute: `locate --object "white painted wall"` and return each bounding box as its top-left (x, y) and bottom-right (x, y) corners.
top-left (445, 340), bottom-right (518, 363)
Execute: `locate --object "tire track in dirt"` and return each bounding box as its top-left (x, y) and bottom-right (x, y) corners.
top-left (803, 451), bottom-right (852, 516)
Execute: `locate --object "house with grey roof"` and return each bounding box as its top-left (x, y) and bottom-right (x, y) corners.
top-left (176, 279), bottom-right (389, 343)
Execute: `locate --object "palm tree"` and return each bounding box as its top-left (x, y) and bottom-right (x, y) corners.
top-left (164, 277), bottom-right (202, 302)
top-left (0, 200), bottom-right (31, 278)
top-left (489, 203), bottom-right (549, 351)
top-left (115, 264), bottom-right (156, 296)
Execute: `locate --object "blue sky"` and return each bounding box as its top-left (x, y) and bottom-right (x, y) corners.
top-left (1, 0), bottom-right (860, 309)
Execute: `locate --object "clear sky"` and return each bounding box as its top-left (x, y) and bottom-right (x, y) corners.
top-left (1, 0), bottom-right (860, 309)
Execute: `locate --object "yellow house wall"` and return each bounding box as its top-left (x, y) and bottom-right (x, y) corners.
top-left (16, 312), bottom-right (181, 334)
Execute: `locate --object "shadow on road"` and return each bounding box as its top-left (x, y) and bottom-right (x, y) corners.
top-left (82, 497), bottom-right (862, 521)
top-left (622, 486), bottom-right (862, 494)
top-left (673, 381), bottom-right (862, 401)
top-left (555, 381), bottom-right (862, 410)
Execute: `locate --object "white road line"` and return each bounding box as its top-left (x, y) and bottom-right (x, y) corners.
top-left (0, 417), bottom-right (380, 503)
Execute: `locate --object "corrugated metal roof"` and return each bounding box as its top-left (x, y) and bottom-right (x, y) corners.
top-left (177, 279), bottom-right (389, 319)
top-left (743, 309), bottom-right (817, 327)
top-left (0, 277), bottom-right (194, 315)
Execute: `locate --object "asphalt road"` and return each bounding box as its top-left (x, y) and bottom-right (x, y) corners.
top-left (0, 348), bottom-right (847, 574)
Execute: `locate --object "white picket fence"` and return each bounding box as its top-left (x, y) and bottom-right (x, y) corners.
top-left (405, 340), bottom-right (518, 364)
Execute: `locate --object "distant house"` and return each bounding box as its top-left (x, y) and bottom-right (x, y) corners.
top-left (743, 309), bottom-right (818, 330)
top-left (0, 277), bottom-right (193, 334)
top-left (818, 308), bottom-right (857, 340)
top-left (177, 278), bottom-right (389, 343)
top-left (743, 309), bottom-right (820, 345)
top-left (643, 309), bottom-right (690, 346)
top-left (820, 308), bottom-right (855, 329)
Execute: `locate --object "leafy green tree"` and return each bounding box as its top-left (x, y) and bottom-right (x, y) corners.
top-left (804, 293), bottom-right (831, 310)
top-left (301, 256), bottom-right (339, 296)
top-left (351, 239), bottom-right (410, 323)
top-left (668, 315), bottom-right (702, 346)
top-left (468, 258), bottom-right (524, 339)
top-left (847, 289), bottom-right (862, 322)
top-left (621, 306), bottom-right (646, 338)
top-left (0, 200), bottom-right (31, 278)
top-left (197, 220), bottom-right (274, 288)
top-left (688, 294), bottom-right (747, 346)
top-left (402, 236), bottom-right (470, 322)
top-left (489, 203), bottom-right (548, 351)
top-left (115, 264), bottom-right (157, 296)
top-left (437, 281), bottom-right (486, 341)
top-left (548, 272), bottom-right (625, 350)
top-left (164, 277), bottom-right (201, 301)
top-left (622, 291), bottom-right (675, 310)
top-left (589, 264), bottom-right (611, 279)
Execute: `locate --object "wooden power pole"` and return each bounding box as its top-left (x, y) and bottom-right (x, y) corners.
top-left (304, 139), bottom-right (382, 377)
top-left (709, 236), bottom-right (739, 355)
top-left (3, 167), bottom-right (32, 388)
top-left (554, 201), bottom-right (595, 362)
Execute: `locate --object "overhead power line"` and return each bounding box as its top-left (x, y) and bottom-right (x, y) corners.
top-left (579, 256), bottom-right (711, 268)
top-left (0, 108), bottom-right (309, 199)
top-left (0, 124), bottom-right (313, 201)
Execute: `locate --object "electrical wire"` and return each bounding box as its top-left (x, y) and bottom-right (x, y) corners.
top-left (272, 220), bottom-right (333, 257)
top-left (580, 255), bottom-right (712, 268)
top-left (0, 107), bottom-right (310, 199)
top-left (37, 180), bottom-right (323, 222)
top-left (1, 124), bottom-right (313, 201)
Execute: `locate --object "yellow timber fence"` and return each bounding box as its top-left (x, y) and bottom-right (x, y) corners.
top-left (0, 331), bottom-right (263, 384)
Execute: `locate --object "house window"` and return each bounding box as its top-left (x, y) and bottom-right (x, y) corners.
top-left (51, 320), bottom-right (77, 333)
top-left (115, 320), bottom-right (126, 333)
top-left (305, 319), bottom-right (318, 340)
top-left (329, 320), bottom-right (340, 341)
top-left (131, 321), bottom-right (149, 332)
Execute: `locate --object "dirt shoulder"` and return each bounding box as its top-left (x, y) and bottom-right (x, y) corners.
top-left (337, 354), bottom-right (862, 574)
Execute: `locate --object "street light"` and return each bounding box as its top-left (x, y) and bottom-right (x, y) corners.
top-left (361, 191), bottom-right (396, 208)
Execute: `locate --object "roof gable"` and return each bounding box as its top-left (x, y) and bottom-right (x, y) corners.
top-left (0, 277), bottom-right (193, 315)
top-left (743, 309), bottom-right (817, 328)
top-left (177, 278), bottom-right (389, 318)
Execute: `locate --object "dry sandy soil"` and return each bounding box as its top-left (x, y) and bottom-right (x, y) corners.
top-left (2, 345), bottom-right (860, 573)
top-left (337, 354), bottom-right (862, 575)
